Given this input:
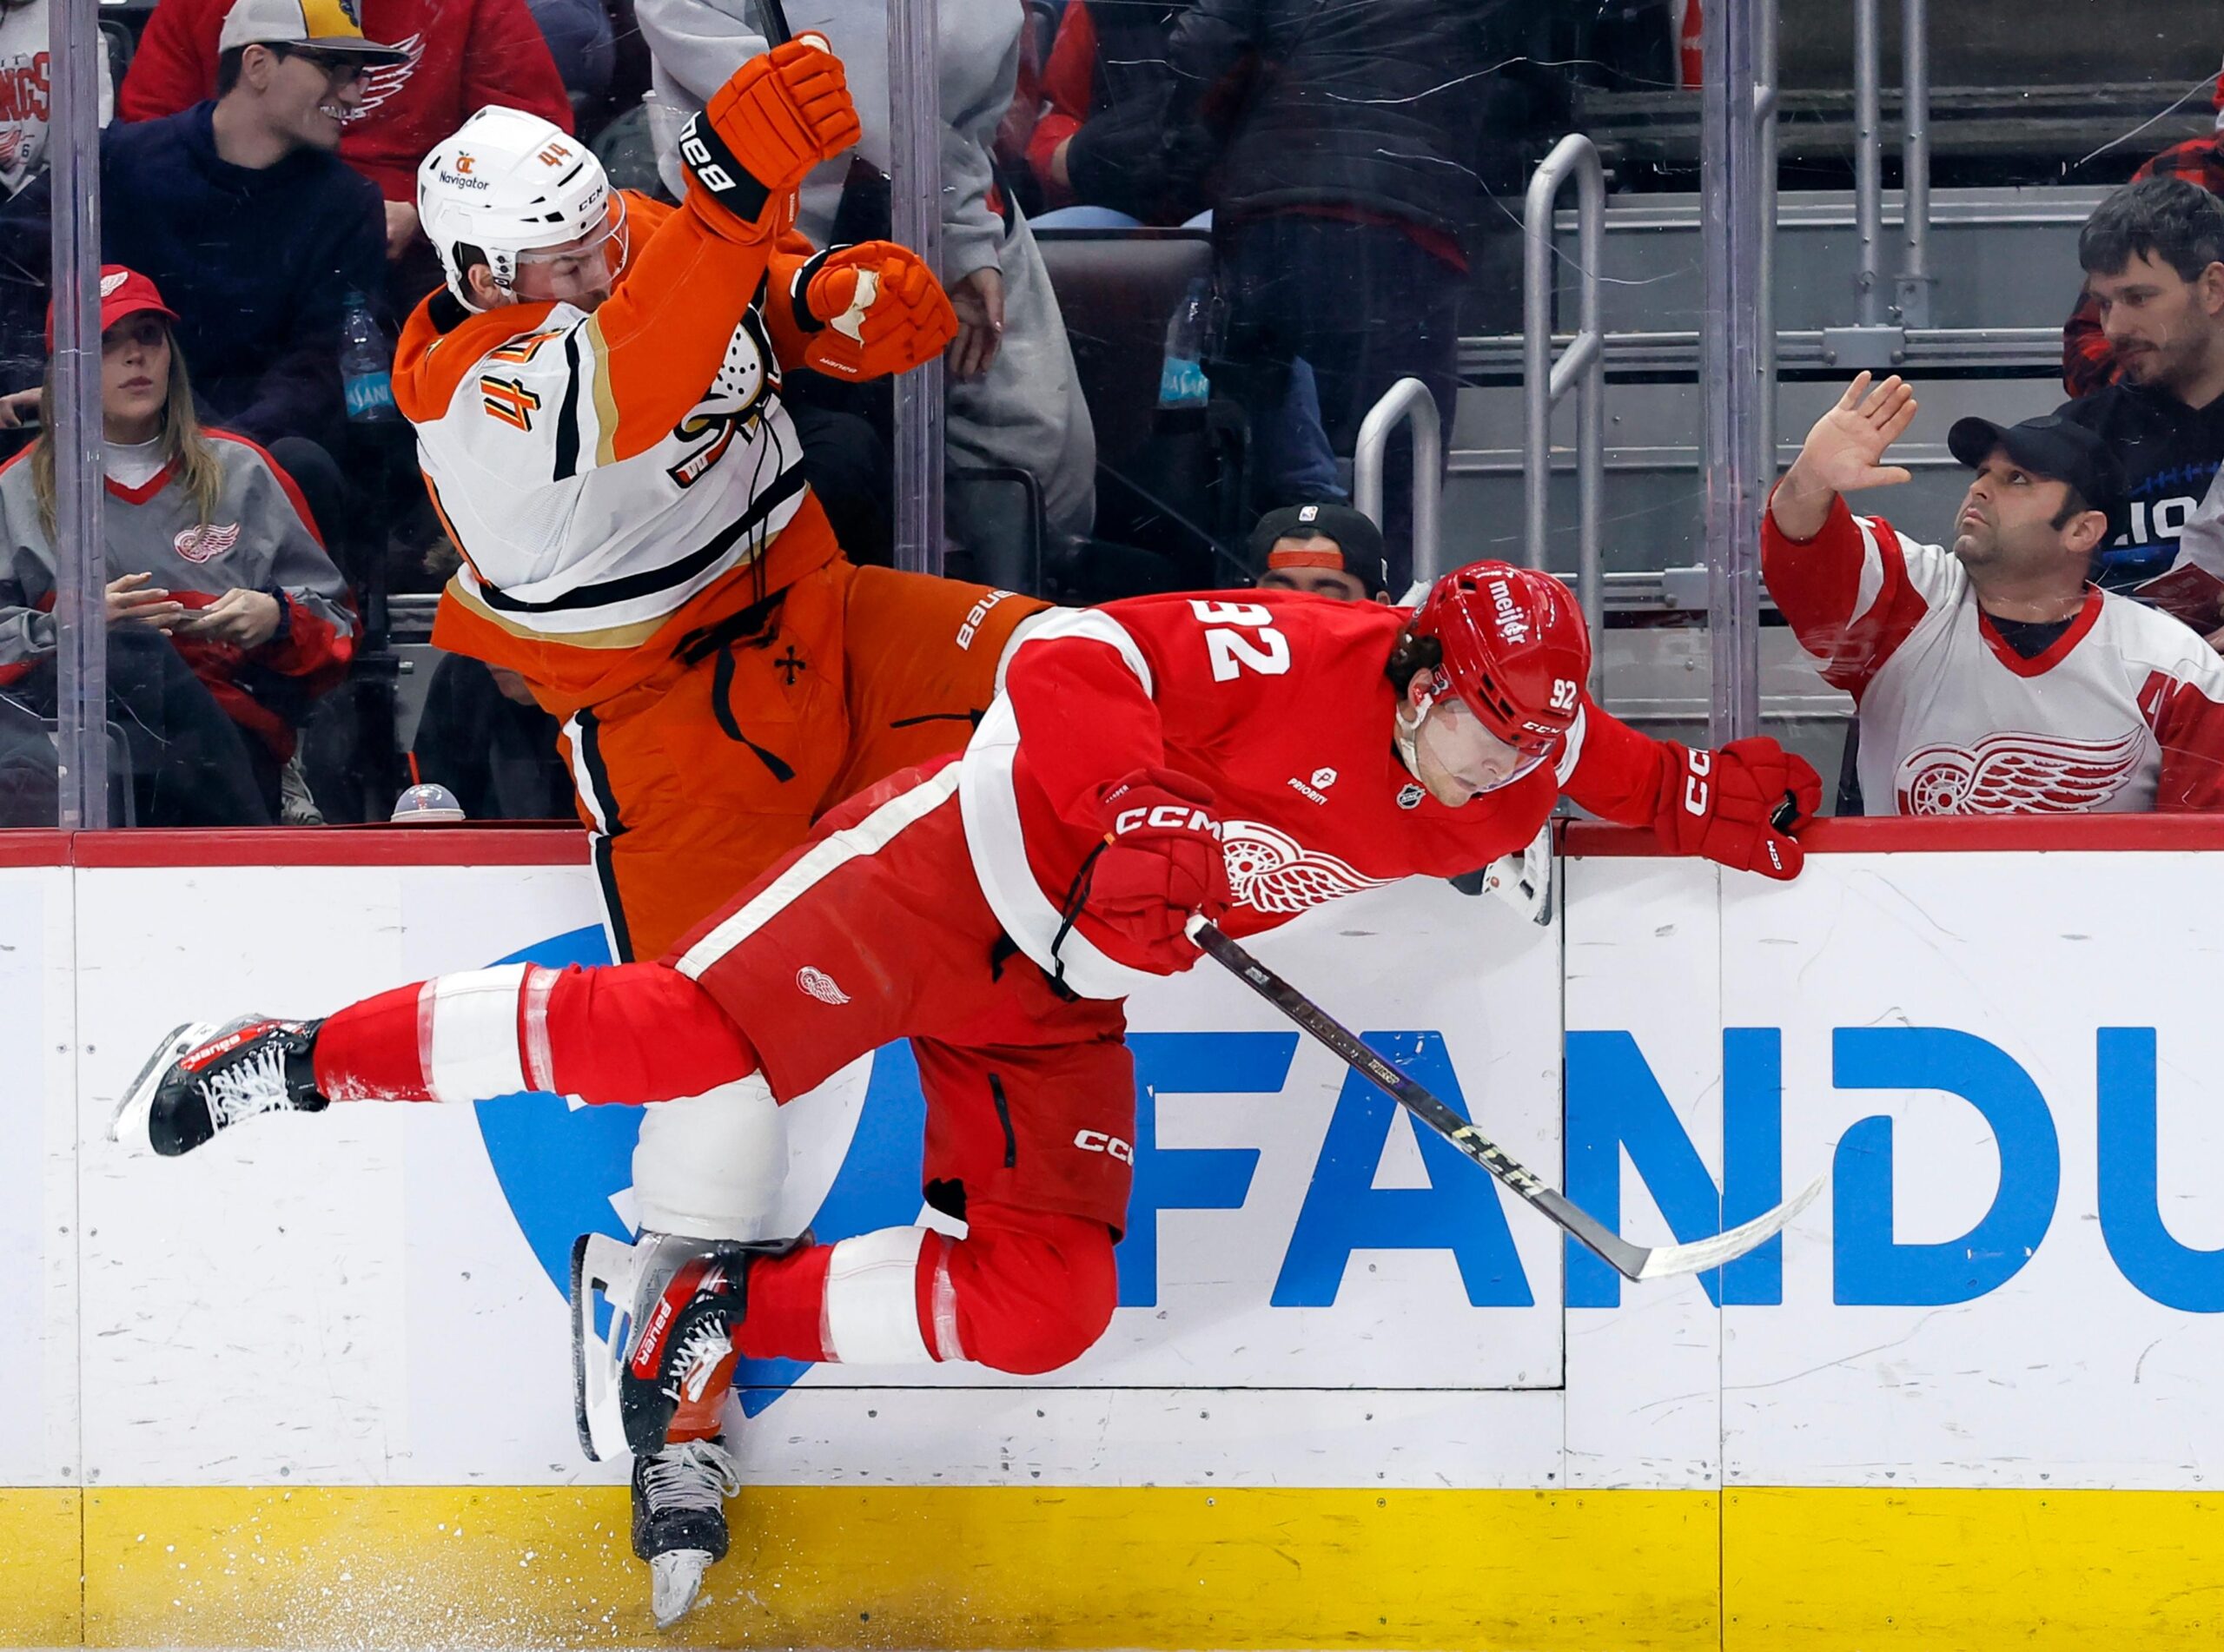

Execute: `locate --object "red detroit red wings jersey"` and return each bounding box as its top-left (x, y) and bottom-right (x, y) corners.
top-left (956, 591), bottom-right (1671, 1000)
top-left (1763, 495), bottom-right (2224, 816)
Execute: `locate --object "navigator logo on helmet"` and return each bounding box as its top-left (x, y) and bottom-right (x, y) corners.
top-left (418, 106), bottom-right (628, 312)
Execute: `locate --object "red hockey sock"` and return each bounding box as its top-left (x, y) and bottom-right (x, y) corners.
top-left (314, 979), bottom-right (436, 1101)
top-left (312, 961), bottom-right (759, 1105)
top-left (733, 1242), bottom-right (837, 1363)
top-left (731, 1206), bottom-right (1117, 1374)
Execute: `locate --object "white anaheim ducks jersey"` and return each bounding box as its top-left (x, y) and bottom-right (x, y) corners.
top-left (399, 192), bottom-right (843, 711)
top-left (1763, 498), bottom-right (2224, 815)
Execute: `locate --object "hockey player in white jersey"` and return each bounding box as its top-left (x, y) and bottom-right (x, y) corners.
top-left (396, 38), bottom-right (1050, 1625)
top-left (1765, 373), bottom-right (2224, 813)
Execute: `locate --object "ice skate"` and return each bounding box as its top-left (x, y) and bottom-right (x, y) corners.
top-left (633, 1434), bottom-right (743, 1628)
top-left (572, 1229), bottom-right (806, 1462)
top-left (113, 1017), bottom-right (326, 1157)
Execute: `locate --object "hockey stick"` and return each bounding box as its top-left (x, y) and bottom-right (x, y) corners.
top-left (1187, 918), bottom-right (1823, 1283)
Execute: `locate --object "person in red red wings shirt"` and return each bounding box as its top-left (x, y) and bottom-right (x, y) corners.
top-left (119, 564), bottom-right (1820, 1454)
top-left (118, 0), bottom-right (573, 261)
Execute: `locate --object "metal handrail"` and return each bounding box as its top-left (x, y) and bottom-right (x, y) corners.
top-left (1521, 132), bottom-right (1606, 676)
top-left (1852, 0), bottom-right (1934, 327)
top-left (1898, 0), bottom-right (1933, 325)
top-left (1353, 377), bottom-right (1442, 590)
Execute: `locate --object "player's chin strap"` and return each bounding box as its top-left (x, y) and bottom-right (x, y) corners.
top-left (1391, 696), bottom-right (1429, 784)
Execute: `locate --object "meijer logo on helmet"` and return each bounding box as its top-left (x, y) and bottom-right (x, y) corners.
top-left (1486, 578), bottom-right (1530, 644)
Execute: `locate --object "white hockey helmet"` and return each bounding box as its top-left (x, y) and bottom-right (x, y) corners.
top-left (419, 105), bottom-right (626, 310)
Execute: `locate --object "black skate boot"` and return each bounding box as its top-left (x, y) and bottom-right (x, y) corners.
top-left (114, 1017), bottom-right (327, 1157)
top-left (632, 1434), bottom-right (742, 1629)
top-left (616, 1244), bottom-right (762, 1458)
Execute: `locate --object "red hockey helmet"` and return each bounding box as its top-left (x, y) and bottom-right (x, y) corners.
top-left (1407, 561), bottom-right (1593, 755)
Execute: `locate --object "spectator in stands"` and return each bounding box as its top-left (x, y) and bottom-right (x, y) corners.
top-left (407, 656), bottom-right (571, 821)
top-left (1027, 1), bottom-right (1207, 230)
top-left (1247, 501), bottom-right (1389, 602)
top-left (1764, 373), bottom-right (2224, 815)
top-left (635, 4), bottom-right (1098, 570)
top-left (0, 267), bottom-right (354, 825)
top-left (0, 0), bottom-right (113, 199)
top-left (119, 0), bottom-right (573, 278)
top-left (1167, 0), bottom-right (1563, 585)
top-left (2053, 180), bottom-right (2224, 636)
top-left (2062, 56), bottom-right (2224, 398)
top-left (0, 0), bottom-right (400, 540)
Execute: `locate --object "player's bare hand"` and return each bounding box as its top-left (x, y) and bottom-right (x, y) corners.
top-left (947, 267), bottom-right (1004, 381)
top-left (173, 587), bottom-right (281, 648)
top-left (105, 572), bottom-right (186, 631)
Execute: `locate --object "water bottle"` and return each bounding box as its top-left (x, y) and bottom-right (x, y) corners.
top-left (340, 291), bottom-right (398, 424)
top-left (1156, 277), bottom-right (1212, 412)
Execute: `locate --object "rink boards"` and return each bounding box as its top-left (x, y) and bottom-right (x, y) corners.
top-left (7, 820), bottom-right (2224, 1647)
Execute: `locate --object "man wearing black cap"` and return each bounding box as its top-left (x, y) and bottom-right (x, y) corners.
top-left (1763, 373), bottom-right (2224, 815)
top-left (1248, 501), bottom-right (1391, 604)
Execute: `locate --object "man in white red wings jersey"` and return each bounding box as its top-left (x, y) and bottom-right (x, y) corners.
top-left (121, 564), bottom-right (1820, 1596)
top-left (392, 39), bottom-right (1056, 1620)
top-left (1765, 373), bottom-right (2224, 815)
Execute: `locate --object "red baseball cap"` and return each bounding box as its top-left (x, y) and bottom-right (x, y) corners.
top-left (44, 266), bottom-right (180, 350)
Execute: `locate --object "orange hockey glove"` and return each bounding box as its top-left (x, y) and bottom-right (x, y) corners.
top-left (680, 36), bottom-right (862, 238)
top-left (1651, 737), bottom-right (1822, 880)
top-left (790, 241), bottom-right (959, 381)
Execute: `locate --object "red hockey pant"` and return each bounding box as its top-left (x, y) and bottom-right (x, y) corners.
top-left (311, 760), bottom-right (1130, 1382)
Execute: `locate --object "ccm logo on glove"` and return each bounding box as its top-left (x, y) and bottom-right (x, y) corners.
top-left (1683, 747), bottom-right (1712, 816)
top-left (1113, 802), bottom-right (1221, 837)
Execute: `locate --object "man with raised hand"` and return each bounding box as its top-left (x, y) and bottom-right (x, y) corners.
top-left (1766, 373), bottom-right (2224, 815)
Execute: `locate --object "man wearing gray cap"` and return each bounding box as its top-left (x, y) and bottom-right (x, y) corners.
top-left (0, 0), bottom-right (400, 461)
top-left (1764, 373), bottom-right (2224, 815)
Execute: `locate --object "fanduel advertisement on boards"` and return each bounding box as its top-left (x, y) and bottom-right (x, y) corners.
top-left (44, 844), bottom-right (2224, 1492)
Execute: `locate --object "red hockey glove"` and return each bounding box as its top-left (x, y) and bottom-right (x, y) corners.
top-left (1086, 767), bottom-right (1233, 970)
top-left (684, 36), bottom-right (862, 238)
top-left (797, 242), bottom-right (958, 381)
top-left (1652, 737), bottom-right (1822, 881)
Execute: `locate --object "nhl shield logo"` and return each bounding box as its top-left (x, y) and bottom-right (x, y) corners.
top-left (1396, 783), bottom-right (1426, 809)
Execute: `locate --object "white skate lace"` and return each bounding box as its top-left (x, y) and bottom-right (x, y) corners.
top-left (640, 1437), bottom-right (742, 1515)
top-left (201, 1043), bottom-right (294, 1130)
top-left (662, 1316), bottom-right (735, 1406)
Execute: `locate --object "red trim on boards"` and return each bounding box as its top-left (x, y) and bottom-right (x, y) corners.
top-left (70, 826), bottom-right (589, 868)
top-left (1563, 813), bottom-right (2224, 857)
top-left (0, 830), bottom-right (70, 867)
top-left (13, 817), bottom-right (2224, 874)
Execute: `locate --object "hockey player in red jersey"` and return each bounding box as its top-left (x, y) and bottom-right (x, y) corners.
top-left (118, 565), bottom-right (1819, 1587)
